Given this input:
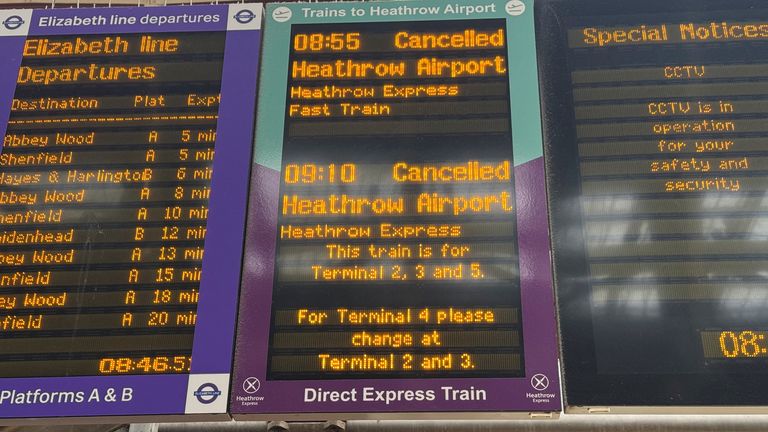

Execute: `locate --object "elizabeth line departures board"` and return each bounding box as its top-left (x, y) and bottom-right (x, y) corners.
top-left (0, 4), bottom-right (261, 420)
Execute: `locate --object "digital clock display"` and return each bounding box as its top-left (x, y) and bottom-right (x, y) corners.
top-left (293, 33), bottom-right (361, 52)
top-left (98, 355), bottom-right (192, 374)
top-left (701, 331), bottom-right (768, 359)
top-left (283, 163), bottom-right (356, 184)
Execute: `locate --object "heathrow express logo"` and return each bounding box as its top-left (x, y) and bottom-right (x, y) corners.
top-left (2, 15), bottom-right (25, 30)
top-left (531, 374), bottom-right (550, 391)
top-left (233, 9), bottom-right (257, 25)
top-left (243, 377), bottom-right (261, 394)
top-left (505, 0), bottom-right (526, 16)
top-left (272, 6), bottom-right (292, 23)
top-left (193, 383), bottom-right (222, 404)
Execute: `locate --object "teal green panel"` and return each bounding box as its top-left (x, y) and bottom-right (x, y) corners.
top-left (505, 0), bottom-right (544, 164)
top-left (254, 0), bottom-right (543, 170)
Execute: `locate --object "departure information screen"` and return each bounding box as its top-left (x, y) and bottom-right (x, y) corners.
top-left (273, 18), bottom-right (521, 380)
top-left (2, 29), bottom-right (224, 379)
top-left (0, 5), bottom-right (260, 420)
top-left (233, 0), bottom-right (560, 417)
top-left (538, 0), bottom-right (768, 409)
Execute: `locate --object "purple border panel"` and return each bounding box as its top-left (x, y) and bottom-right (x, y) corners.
top-left (192, 27), bottom-right (261, 373)
top-left (515, 157), bottom-right (561, 403)
top-left (0, 375), bottom-right (187, 418)
top-left (29, 5), bottom-right (226, 36)
top-left (230, 159), bottom-right (561, 414)
top-left (0, 36), bottom-right (25, 153)
top-left (231, 163), bottom-right (279, 396)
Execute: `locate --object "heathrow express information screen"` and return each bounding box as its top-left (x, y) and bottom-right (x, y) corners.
top-left (538, 0), bottom-right (768, 408)
top-left (275, 19), bottom-right (522, 381)
top-left (232, 0), bottom-right (560, 417)
top-left (0, 5), bottom-right (261, 420)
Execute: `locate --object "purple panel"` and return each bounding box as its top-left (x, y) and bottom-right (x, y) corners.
top-left (515, 157), bottom-right (561, 407)
top-left (0, 375), bottom-right (187, 418)
top-left (29, 5), bottom-right (226, 36)
top-left (231, 163), bottom-right (280, 406)
top-left (192, 27), bottom-right (261, 374)
top-left (230, 159), bottom-right (561, 414)
top-left (0, 36), bottom-right (25, 153)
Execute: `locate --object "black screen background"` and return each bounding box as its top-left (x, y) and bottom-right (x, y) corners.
top-left (265, 19), bottom-right (526, 380)
top-left (0, 31), bottom-right (226, 377)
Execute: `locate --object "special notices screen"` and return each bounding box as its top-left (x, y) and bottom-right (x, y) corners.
top-left (541, 0), bottom-right (768, 407)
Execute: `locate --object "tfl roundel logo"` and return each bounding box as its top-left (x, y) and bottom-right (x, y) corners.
top-left (3, 15), bottom-right (25, 30)
top-left (193, 383), bottom-right (222, 404)
top-left (233, 9), bottom-right (257, 24)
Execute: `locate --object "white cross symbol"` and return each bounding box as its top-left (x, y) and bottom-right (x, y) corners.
top-left (243, 377), bottom-right (261, 394)
top-left (531, 374), bottom-right (549, 391)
